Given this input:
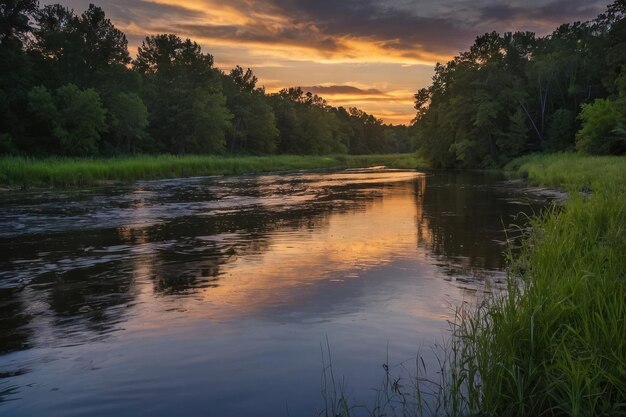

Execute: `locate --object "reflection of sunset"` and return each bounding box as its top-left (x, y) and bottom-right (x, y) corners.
top-left (118, 175), bottom-right (437, 325)
top-left (105, 170), bottom-right (528, 336)
top-left (2, 170), bottom-right (551, 416)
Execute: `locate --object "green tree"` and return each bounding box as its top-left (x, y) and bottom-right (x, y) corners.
top-left (223, 68), bottom-right (278, 154)
top-left (576, 67), bottom-right (626, 155)
top-left (31, 5), bottom-right (83, 87)
top-left (576, 97), bottom-right (626, 154)
top-left (134, 34), bottom-right (231, 153)
top-left (229, 65), bottom-right (258, 93)
top-left (79, 4), bottom-right (130, 70)
top-left (32, 4), bottom-right (131, 90)
top-left (107, 92), bottom-right (149, 153)
top-left (269, 95), bottom-right (303, 153)
top-left (227, 91), bottom-right (278, 154)
top-left (78, 4), bottom-right (131, 92)
top-left (0, 1), bottom-right (38, 147)
top-left (545, 108), bottom-right (576, 151)
top-left (28, 84), bottom-right (106, 156)
top-left (0, 0), bottom-right (38, 44)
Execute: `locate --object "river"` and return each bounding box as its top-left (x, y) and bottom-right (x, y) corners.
top-left (0, 169), bottom-right (550, 416)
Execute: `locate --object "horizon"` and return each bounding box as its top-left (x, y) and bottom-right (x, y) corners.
top-left (42, 0), bottom-right (608, 124)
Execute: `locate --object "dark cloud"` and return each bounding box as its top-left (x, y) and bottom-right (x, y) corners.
top-left (42, 0), bottom-right (201, 23)
top-left (43, 0), bottom-right (609, 61)
top-left (265, 0), bottom-right (474, 55)
top-left (478, 0), bottom-right (606, 27)
top-left (173, 22), bottom-right (341, 54)
top-left (253, 0), bottom-right (607, 57)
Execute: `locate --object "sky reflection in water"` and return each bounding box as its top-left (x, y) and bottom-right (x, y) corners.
top-left (0, 169), bottom-right (549, 416)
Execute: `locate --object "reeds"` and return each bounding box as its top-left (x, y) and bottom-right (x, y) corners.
top-left (453, 186), bottom-right (626, 416)
top-left (431, 154), bottom-right (626, 416)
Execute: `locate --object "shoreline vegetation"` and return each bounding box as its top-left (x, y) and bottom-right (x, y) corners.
top-left (453, 153), bottom-right (625, 417)
top-left (0, 153), bottom-right (425, 189)
top-left (321, 153), bottom-right (626, 417)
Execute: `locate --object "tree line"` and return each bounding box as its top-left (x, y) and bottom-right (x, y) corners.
top-left (413, 1), bottom-right (626, 168)
top-left (0, 1), bottom-right (413, 157)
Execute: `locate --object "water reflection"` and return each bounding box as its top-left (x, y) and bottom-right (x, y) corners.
top-left (0, 169), bottom-right (549, 415)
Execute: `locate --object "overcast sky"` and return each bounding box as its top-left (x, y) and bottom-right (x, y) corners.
top-left (43, 0), bottom-right (608, 124)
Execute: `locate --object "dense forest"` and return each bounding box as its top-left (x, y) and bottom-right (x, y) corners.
top-left (413, 0), bottom-right (626, 168)
top-left (0, 1), bottom-right (413, 157)
top-left (1, 1), bottom-right (625, 165)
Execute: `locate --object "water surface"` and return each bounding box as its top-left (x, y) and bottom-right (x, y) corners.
top-left (0, 169), bottom-right (549, 416)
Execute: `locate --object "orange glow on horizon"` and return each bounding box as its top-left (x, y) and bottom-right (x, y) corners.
top-left (112, 0), bottom-right (447, 125)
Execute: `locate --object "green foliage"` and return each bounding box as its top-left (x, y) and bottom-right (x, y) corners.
top-left (0, 1), bottom-right (415, 159)
top-left (107, 92), bottom-right (149, 153)
top-left (230, 92), bottom-right (279, 154)
top-left (28, 84), bottom-right (107, 156)
top-left (54, 84), bottom-right (107, 156)
top-left (264, 90), bottom-right (400, 156)
top-left (415, 32), bottom-right (537, 168)
top-left (31, 4), bottom-right (129, 89)
top-left (222, 70), bottom-right (278, 154)
top-left (457, 190), bottom-right (626, 417)
top-left (134, 34), bottom-right (232, 154)
top-left (576, 68), bottom-right (626, 155)
top-left (300, 106), bottom-right (342, 154)
top-left (229, 65), bottom-right (258, 93)
top-left (453, 154), bottom-right (626, 417)
top-left (545, 108), bottom-right (576, 151)
top-left (27, 85), bottom-right (58, 122)
top-left (414, 3), bottom-right (626, 167)
top-left (0, 132), bottom-right (14, 154)
top-left (0, 0), bottom-right (38, 44)
top-left (507, 153), bottom-right (626, 191)
top-left (79, 4), bottom-right (131, 70)
top-left (576, 97), bottom-right (625, 154)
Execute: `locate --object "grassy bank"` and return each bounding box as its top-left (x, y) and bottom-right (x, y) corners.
top-left (506, 152), bottom-right (626, 190)
top-left (439, 153), bottom-right (626, 417)
top-left (0, 153), bottom-right (426, 188)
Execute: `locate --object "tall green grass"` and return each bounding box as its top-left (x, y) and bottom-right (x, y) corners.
top-left (0, 153), bottom-right (426, 188)
top-left (435, 154), bottom-right (626, 417)
top-left (451, 190), bottom-right (626, 417)
top-left (506, 152), bottom-right (626, 191)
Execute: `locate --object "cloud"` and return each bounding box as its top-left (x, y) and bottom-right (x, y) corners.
top-left (301, 85), bottom-right (384, 96)
top-left (477, 0), bottom-right (606, 31)
top-left (283, 84), bottom-right (417, 124)
top-left (44, 0), bottom-right (608, 65)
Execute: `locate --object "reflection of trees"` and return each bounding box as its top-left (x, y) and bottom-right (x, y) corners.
top-left (0, 176), bottom-right (380, 355)
top-left (416, 172), bottom-right (537, 276)
top-left (0, 288), bottom-right (31, 353)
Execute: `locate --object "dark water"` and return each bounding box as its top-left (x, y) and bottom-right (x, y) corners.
top-left (0, 169), bottom-right (550, 416)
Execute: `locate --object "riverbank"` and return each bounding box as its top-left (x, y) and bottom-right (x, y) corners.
top-left (443, 153), bottom-right (626, 417)
top-left (0, 153), bottom-right (426, 189)
top-left (320, 153), bottom-right (625, 417)
top-left (506, 152), bottom-right (626, 190)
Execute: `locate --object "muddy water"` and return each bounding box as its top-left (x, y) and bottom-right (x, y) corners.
top-left (0, 169), bottom-right (549, 416)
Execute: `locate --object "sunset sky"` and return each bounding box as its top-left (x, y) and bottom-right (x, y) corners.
top-left (44, 0), bottom-right (607, 124)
